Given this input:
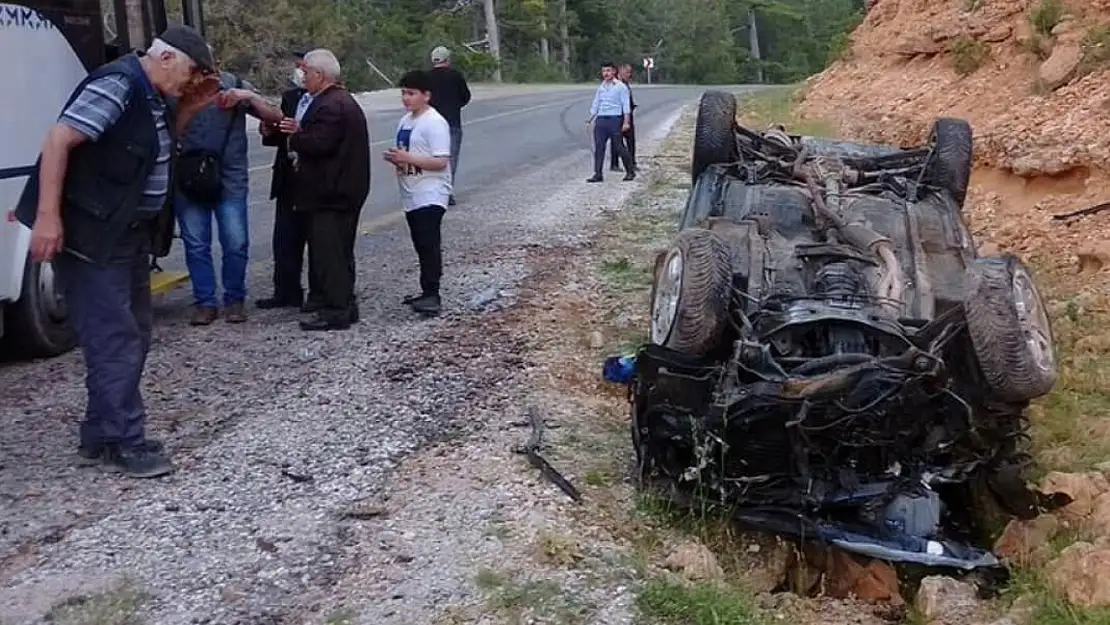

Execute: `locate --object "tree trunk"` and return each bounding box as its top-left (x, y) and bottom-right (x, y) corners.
top-left (559, 0), bottom-right (570, 77)
top-left (747, 6), bottom-right (763, 84)
top-left (483, 0), bottom-right (502, 82)
top-left (540, 12), bottom-right (550, 65)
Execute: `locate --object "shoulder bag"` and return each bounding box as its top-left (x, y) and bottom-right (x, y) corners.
top-left (176, 77), bottom-right (244, 205)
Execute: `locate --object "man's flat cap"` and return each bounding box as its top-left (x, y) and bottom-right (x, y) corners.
top-left (158, 24), bottom-right (215, 73)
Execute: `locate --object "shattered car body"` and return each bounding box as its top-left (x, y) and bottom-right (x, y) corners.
top-left (631, 90), bottom-right (1063, 570)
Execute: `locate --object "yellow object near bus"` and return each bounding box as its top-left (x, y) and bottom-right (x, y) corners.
top-left (151, 271), bottom-right (191, 296)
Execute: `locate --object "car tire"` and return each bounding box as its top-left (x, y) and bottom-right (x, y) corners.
top-left (4, 257), bottom-right (76, 359)
top-left (926, 117), bottom-right (973, 207)
top-left (650, 228), bottom-right (732, 357)
top-left (963, 254), bottom-right (1056, 402)
top-left (692, 90), bottom-right (739, 184)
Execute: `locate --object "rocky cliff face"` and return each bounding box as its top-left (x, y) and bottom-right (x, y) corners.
top-left (797, 0), bottom-right (1110, 288)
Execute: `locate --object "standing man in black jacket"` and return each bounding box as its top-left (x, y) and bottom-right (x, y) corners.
top-left (427, 46), bottom-right (471, 206)
top-left (280, 49), bottom-right (371, 332)
top-left (256, 50), bottom-right (320, 312)
top-left (611, 63), bottom-right (637, 173)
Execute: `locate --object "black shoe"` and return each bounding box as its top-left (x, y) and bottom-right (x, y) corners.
top-left (78, 438), bottom-right (164, 466)
top-left (448, 195), bottom-right (457, 206)
top-left (256, 295), bottom-right (303, 310)
top-left (299, 315), bottom-right (351, 332)
top-left (301, 300), bottom-right (322, 314)
top-left (401, 293), bottom-right (423, 305)
top-left (623, 171), bottom-right (636, 181)
top-left (410, 294), bottom-right (441, 317)
top-left (610, 165), bottom-right (622, 172)
top-left (101, 444), bottom-right (175, 479)
top-left (586, 175), bottom-right (603, 183)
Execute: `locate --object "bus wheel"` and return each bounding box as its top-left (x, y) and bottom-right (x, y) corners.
top-left (5, 257), bottom-right (76, 358)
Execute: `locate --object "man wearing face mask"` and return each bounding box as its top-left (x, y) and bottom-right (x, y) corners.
top-left (279, 49), bottom-right (371, 331)
top-left (256, 50), bottom-right (320, 312)
top-left (16, 25), bottom-right (217, 478)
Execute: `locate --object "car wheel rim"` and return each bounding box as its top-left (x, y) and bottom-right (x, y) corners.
top-left (651, 250), bottom-right (683, 345)
top-left (36, 261), bottom-right (67, 323)
top-left (1011, 267), bottom-right (1054, 373)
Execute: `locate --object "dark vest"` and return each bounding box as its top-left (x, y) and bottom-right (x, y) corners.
top-left (16, 54), bottom-right (164, 265)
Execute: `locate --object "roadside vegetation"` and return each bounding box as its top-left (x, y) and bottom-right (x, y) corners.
top-left (163, 0), bottom-right (866, 92)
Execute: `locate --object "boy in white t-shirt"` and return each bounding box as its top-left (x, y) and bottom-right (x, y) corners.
top-left (384, 70), bottom-right (453, 317)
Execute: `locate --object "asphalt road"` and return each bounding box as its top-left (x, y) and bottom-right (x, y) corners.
top-left (157, 84), bottom-right (719, 278)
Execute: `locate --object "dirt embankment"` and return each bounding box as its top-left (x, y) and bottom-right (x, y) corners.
top-left (798, 0), bottom-right (1110, 292)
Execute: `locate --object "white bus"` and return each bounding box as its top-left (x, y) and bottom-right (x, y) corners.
top-left (0, 0), bottom-right (200, 359)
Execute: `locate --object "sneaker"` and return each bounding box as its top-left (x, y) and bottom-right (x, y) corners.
top-left (224, 301), bottom-right (247, 323)
top-left (410, 294), bottom-right (441, 317)
top-left (623, 171), bottom-right (636, 182)
top-left (190, 306), bottom-right (218, 326)
top-left (77, 439), bottom-right (165, 466)
top-left (101, 444), bottom-right (175, 479)
top-left (586, 175), bottom-right (603, 183)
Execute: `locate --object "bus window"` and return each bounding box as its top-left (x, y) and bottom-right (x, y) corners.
top-left (7, 0), bottom-right (105, 69)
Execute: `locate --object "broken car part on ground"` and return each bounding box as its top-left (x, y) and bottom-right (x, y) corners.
top-left (629, 90), bottom-right (1067, 571)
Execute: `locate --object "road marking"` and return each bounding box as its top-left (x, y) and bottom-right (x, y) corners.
top-left (248, 96), bottom-right (588, 173)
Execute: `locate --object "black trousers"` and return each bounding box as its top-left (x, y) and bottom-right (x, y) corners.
top-left (307, 206), bottom-right (361, 321)
top-left (405, 205), bottom-right (445, 296)
top-left (610, 125), bottom-right (637, 170)
top-left (272, 195), bottom-right (316, 302)
top-left (593, 115), bottom-right (632, 176)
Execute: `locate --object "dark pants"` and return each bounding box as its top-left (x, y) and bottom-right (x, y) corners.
top-left (405, 205), bottom-right (445, 296)
top-left (449, 126), bottom-right (463, 188)
top-left (593, 115), bottom-right (632, 176)
top-left (307, 206), bottom-right (361, 322)
top-left (56, 233), bottom-right (153, 450)
top-left (272, 195), bottom-right (316, 303)
top-left (610, 125), bottom-right (636, 170)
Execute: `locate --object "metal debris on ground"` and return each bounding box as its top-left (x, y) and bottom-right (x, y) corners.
top-left (512, 407), bottom-right (582, 503)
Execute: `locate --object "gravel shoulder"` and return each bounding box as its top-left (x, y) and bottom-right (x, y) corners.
top-left (0, 99), bottom-right (687, 624)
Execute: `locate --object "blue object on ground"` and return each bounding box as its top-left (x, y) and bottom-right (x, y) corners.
top-left (603, 354), bottom-right (637, 384)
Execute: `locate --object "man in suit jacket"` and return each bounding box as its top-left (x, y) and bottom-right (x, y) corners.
top-left (611, 63), bottom-right (638, 173)
top-left (278, 49), bottom-right (371, 331)
top-left (257, 50), bottom-right (319, 311)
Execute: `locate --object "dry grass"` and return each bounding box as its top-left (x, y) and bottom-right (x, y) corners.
top-left (736, 86), bottom-right (837, 137)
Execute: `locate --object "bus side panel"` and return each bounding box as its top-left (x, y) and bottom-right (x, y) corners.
top-left (0, 2), bottom-right (93, 303)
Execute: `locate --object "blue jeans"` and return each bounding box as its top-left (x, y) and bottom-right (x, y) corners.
top-left (176, 194), bottom-right (250, 308)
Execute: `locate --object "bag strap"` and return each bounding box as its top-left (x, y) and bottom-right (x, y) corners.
top-left (217, 75), bottom-right (245, 156)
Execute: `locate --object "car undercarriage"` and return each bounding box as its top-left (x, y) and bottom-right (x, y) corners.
top-left (629, 90), bottom-right (1065, 570)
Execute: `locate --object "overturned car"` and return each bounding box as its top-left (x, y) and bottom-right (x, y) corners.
top-left (630, 90), bottom-right (1062, 570)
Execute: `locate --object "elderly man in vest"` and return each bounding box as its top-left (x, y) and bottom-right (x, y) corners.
top-left (17, 25), bottom-right (217, 478)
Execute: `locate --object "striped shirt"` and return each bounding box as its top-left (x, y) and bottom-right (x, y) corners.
top-left (589, 80), bottom-right (631, 118)
top-left (59, 74), bottom-right (172, 215)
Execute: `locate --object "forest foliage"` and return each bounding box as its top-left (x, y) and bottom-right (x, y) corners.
top-left (181, 0), bottom-right (867, 91)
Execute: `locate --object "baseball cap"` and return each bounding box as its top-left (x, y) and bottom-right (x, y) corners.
top-left (430, 46), bottom-right (451, 63)
top-left (157, 24), bottom-right (215, 73)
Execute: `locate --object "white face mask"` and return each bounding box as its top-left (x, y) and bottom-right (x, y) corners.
top-left (292, 67), bottom-right (306, 88)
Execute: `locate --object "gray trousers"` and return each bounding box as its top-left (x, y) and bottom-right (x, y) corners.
top-left (449, 125), bottom-right (463, 188)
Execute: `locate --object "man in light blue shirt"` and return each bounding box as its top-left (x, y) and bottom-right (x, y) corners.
top-left (585, 62), bottom-right (634, 182)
